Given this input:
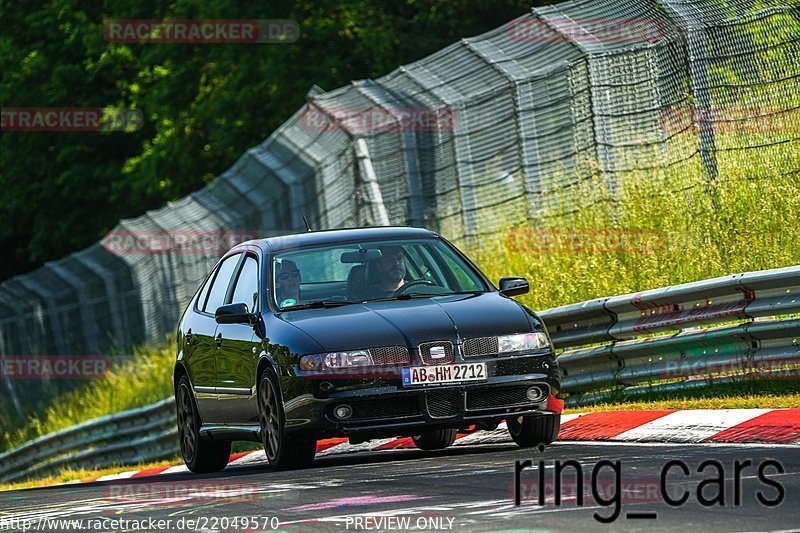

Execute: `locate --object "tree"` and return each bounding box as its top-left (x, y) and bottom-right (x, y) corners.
top-left (0, 0), bottom-right (533, 281)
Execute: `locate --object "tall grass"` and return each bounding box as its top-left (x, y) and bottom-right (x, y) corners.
top-left (475, 167), bottom-right (800, 312)
top-left (2, 342), bottom-right (175, 452)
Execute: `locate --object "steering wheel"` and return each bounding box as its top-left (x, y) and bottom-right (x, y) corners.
top-left (393, 280), bottom-right (433, 296)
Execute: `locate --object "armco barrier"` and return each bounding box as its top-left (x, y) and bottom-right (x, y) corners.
top-left (2, 265), bottom-right (799, 482)
top-left (0, 398), bottom-right (176, 482)
top-left (541, 265), bottom-right (800, 401)
top-left (540, 265), bottom-right (800, 348)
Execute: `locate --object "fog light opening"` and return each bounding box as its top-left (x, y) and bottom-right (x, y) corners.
top-left (334, 404), bottom-right (353, 420)
top-left (526, 386), bottom-right (546, 402)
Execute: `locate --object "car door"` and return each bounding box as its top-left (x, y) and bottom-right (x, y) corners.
top-left (215, 252), bottom-right (262, 425)
top-left (192, 252), bottom-right (242, 425)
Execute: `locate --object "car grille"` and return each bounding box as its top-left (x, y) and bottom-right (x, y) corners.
top-left (466, 385), bottom-right (545, 411)
top-left (426, 390), bottom-right (462, 418)
top-left (419, 341), bottom-right (455, 365)
top-left (463, 336), bottom-right (499, 357)
top-left (369, 346), bottom-right (410, 365)
top-left (494, 357), bottom-right (538, 376)
top-left (349, 397), bottom-right (420, 421)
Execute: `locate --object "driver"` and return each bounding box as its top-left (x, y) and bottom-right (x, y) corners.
top-left (369, 245), bottom-right (406, 298)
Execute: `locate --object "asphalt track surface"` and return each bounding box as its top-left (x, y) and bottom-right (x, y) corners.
top-left (1, 441), bottom-right (798, 532)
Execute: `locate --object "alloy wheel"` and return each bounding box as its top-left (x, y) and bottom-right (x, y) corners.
top-left (259, 377), bottom-right (281, 462)
top-left (177, 384), bottom-right (196, 463)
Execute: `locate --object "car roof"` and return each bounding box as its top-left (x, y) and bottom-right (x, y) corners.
top-left (236, 226), bottom-right (439, 253)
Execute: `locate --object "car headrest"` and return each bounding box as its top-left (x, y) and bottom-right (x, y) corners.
top-left (346, 264), bottom-right (367, 300)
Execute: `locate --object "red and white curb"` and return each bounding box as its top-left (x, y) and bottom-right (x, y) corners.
top-left (78, 408), bottom-right (800, 483)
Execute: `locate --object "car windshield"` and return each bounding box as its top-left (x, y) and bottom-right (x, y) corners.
top-left (271, 238), bottom-right (488, 310)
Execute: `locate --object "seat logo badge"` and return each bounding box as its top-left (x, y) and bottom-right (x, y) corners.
top-left (430, 345), bottom-right (446, 359)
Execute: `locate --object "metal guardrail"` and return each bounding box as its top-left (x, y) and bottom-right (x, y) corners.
top-left (0, 398), bottom-right (176, 482)
top-left (540, 265), bottom-right (800, 402)
top-left (2, 265), bottom-right (799, 482)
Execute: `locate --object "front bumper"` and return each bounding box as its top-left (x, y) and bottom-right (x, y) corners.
top-left (282, 354), bottom-right (561, 439)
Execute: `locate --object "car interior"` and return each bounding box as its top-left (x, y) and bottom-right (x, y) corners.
top-left (283, 246), bottom-right (450, 305)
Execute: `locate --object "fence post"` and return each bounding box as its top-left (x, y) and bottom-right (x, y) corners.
top-left (659, 0), bottom-right (719, 182)
top-left (354, 138), bottom-right (390, 226)
top-left (354, 81), bottom-right (425, 228)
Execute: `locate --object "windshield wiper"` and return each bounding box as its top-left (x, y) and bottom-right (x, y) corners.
top-left (447, 291), bottom-right (486, 296)
top-left (280, 300), bottom-right (355, 311)
top-left (363, 292), bottom-right (451, 303)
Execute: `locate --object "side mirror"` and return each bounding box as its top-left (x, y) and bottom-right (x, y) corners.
top-left (215, 303), bottom-right (252, 324)
top-left (499, 277), bottom-right (529, 297)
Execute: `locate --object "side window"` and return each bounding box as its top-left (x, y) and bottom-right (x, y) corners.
top-left (203, 253), bottom-right (241, 313)
top-left (231, 255), bottom-right (259, 311)
top-left (194, 274), bottom-right (213, 312)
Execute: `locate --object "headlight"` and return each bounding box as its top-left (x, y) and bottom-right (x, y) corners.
top-left (497, 332), bottom-right (549, 353)
top-left (300, 350), bottom-right (374, 371)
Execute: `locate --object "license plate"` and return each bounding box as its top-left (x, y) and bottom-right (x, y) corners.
top-left (402, 363), bottom-right (487, 386)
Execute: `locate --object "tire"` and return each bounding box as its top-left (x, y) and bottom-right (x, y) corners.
top-left (176, 376), bottom-right (231, 473)
top-left (258, 371), bottom-right (317, 470)
top-left (412, 428), bottom-right (458, 450)
top-left (507, 413), bottom-right (560, 448)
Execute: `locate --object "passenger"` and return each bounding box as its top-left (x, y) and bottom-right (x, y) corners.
top-left (276, 260), bottom-right (302, 307)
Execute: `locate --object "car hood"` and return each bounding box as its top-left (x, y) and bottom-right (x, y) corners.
top-left (276, 292), bottom-right (535, 354)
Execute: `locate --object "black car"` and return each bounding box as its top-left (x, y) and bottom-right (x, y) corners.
top-left (174, 227), bottom-right (562, 472)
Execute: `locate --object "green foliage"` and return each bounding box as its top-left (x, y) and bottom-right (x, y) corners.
top-left (2, 342), bottom-right (174, 452)
top-left (571, 381), bottom-right (800, 412)
top-left (0, 0), bottom-right (533, 281)
top-left (475, 164), bottom-right (800, 313)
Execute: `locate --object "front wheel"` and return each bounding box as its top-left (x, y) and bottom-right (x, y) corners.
top-left (176, 376), bottom-right (230, 473)
top-left (258, 371), bottom-right (317, 470)
top-left (507, 414), bottom-right (560, 448)
top-left (412, 428), bottom-right (458, 450)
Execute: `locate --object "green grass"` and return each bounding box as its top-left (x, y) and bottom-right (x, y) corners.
top-left (474, 167), bottom-right (800, 314)
top-left (570, 393), bottom-right (800, 413)
top-left (0, 457), bottom-right (182, 492)
top-left (5, 146), bottom-right (800, 455)
top-left (565, 381), bottom-right (800, 412)
top-left (1, 342), bottom-right (175, 453)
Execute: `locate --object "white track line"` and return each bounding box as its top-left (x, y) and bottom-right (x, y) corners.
top-left (317, 438), bottom-right (399, 456)
top-left (158, 464), bottom-right (190, 474)
top-left (613, 409), bottom-right (771, 443)
top-left (228, 450), bottom-right (265, 466)
top-left (94, 470), bottom-right (139, 482)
